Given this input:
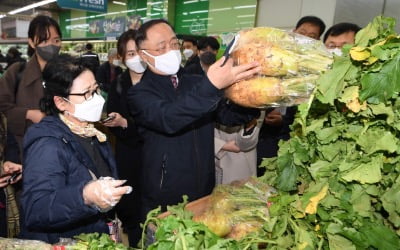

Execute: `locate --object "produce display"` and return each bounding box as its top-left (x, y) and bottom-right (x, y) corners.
top-left (142, 179), bottom-right (277, 250)
top-left (0, 233), bottom-right (131, 250)
top-left (0, 237), bottom-right (52, 250)
top-left (225, 27), bottom-right (333, 108)
top-left (261, 16), bottom-right (400, 249)
top-left (142, 16), bottom-right (400, 249)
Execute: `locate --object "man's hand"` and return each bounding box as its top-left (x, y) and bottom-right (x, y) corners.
top-left (221, 140), bottom-right (240, 153)
top-left (264, 109), bottom-right (283, 126)
top-left (207, 57), bottom-right (260, 89)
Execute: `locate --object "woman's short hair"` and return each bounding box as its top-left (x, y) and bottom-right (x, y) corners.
top-left (28, 15), bottom-right (62, 57)
top-left (40, 54), bottom-right (88, 115)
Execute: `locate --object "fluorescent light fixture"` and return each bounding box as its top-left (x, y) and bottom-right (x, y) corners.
top-left (8, 0), bottom-right (56, 15)
top-left (189, 10), bottom-right (208, 14)
top-left (113, 1), bottom-right (126, 6)
top-left (233, 5), bottom-right (256, 9)
top-left (238, 14), bottom-right (254, 18)
top-left (0, 14), bottom-right (6, 19)
top-left (184, 0), bottom-right (199, 4)
top-left (209, 7), bottom-right (231, 12)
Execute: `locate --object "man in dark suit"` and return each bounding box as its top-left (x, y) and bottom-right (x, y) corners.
top-left (127, 19), bottom-right (261, 228)
top-left (80, 43), bottom-right (100, 73)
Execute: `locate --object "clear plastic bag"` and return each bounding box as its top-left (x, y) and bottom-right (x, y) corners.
top-left (192, 177), bottom-right (276, 239)
top-left (225, 27), bottom-right (333, 108)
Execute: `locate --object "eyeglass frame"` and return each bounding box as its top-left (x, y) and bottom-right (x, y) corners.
top-left (140, 37), bottom-right (181, 55)
top-left (69, 84), bottom-right (101, 101)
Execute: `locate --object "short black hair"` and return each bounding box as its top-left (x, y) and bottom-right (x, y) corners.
top-left (28, 15), bottom-right (61, 57)
top-left (182, 37), bottom-right (197, 47)
top-left (323, 22), bottom-right (361, 42)
top-left (197, 36), bottom-right (220, 51)
top-left (40, 54), bottom-right (88, 115)
top-left (86, 43), bottom-right (93, 50)
top-left (135, 19), bottom-right (174, 49)
top-left (117, 29), bottom-right (137, 63)
top-left (295, 16), bottom-right (326, 37)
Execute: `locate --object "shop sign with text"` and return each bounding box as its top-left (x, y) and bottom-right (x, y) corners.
top-left (57, 0), bottom-right (107, 13)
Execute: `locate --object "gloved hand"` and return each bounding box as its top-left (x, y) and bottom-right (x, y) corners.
top-left (82, 177), bottom-right (132, 212)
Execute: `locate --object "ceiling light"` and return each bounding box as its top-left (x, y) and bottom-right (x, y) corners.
top-left (8, 0), bottom-right (56, 15)
top-left (0, 14), bottom-right (6, 19)
top-left (113, 1), bottom-right (126, 6)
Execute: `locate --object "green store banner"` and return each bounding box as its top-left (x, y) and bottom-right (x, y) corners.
top-left (57, 0), bottom-right (108, 13)
top-left (59, 0), bottom-right (256, 43)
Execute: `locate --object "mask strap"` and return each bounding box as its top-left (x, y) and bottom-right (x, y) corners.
top-left (141, 50), bottom-right (156, 68)
top-left (141, 49), bottom-right (154, 58)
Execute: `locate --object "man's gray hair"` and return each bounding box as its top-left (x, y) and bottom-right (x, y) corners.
top-left (108, 48), bottom-right (118, 57)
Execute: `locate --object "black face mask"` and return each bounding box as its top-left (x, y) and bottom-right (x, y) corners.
top-left (36, 45), bottom-right (60, 62)
top-left (199, 51), bottom-right (217, 66)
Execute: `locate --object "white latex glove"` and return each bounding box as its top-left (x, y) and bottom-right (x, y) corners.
top-left (82, 177), bottom-right (132, 212)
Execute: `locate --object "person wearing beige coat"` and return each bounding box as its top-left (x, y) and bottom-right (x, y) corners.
top-left (214, 111), bottom-right (265, 184)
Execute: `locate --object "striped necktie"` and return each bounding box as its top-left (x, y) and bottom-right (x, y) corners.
top-left (171, 75), bottom-right (178, 89)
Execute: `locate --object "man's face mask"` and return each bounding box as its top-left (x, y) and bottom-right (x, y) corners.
top-left (327, 48), bottom-right (343, 56)
top-left (142, 49), bottom-right (182, 75)
top-left (199, 51), bottom-right (217, 66)
top-left (183, 49), bottom-right (194, 60)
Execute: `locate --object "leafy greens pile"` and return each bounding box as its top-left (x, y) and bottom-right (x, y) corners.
top-left (260, 16), bottom-right (400, 249)
top-left (71, 233), bottom-right (132, 250)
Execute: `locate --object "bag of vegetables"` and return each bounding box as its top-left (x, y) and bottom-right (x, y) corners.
top-left (225, 27), bottom-right (333, 108)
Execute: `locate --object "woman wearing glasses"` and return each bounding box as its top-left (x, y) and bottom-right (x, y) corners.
top-left (20, 55), bottom-right (132, 243)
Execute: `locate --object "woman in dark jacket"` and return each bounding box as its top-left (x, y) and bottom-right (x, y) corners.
top-left (102, 29), bottom-right (146, 247)
top-left (20, 55), bottom-right (132, 244)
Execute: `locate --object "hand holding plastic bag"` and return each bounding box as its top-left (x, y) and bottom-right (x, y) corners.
top-left (82, 177), bottom-right (132, 212)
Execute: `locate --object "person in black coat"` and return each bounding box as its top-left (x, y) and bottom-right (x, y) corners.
top-left (181, 37), bottom-right (199, 70)
top-left (184, 36), bottom-right (220, 75)
top-left (128, 19), bottom-right (261, 228)
top-left (95, 48), bottom-right (122, 93)
top-left (19, 55), bottom-right (131, 244)
top-left (80, 43), bottom-right (100, 74)
top-left (102, 29), bottom-right (146, 247)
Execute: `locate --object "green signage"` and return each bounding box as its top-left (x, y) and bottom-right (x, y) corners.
top-left (57, 0), bottom-right (108, 13)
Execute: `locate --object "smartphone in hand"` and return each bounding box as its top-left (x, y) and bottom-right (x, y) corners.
top-left (7, 172), bottom-right (21, 184)
top-left (101, 114), bottom-right (116, 123)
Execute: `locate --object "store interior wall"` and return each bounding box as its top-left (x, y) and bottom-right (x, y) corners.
top-left (256, 0), bottom-right (400, 34)
top-left (256, 0), bottom-right (337, 32)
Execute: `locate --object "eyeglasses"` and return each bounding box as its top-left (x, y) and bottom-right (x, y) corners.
top-left (141, 38), bottom-right (180, 54)
top-left (326, 43), bottom-right (343, 49)
top-left (69, 85), bottom-right (100, 101)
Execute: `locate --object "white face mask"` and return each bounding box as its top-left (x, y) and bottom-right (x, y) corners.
top-left (327, 48), bottom-right (343, 56)
top-left (142, 49), bottom-right (181, 75)
top-left (183, 49), bottom-right (194, 60)
top-left (65, 93), bottom-right (105, 122)
top-left (112, 59), bottom-right (121, 66)
top-left (125, 55), bottom-right (147, 73)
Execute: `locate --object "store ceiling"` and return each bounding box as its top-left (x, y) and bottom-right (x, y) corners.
top-left (0, 0), bottom-right (60, 16)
